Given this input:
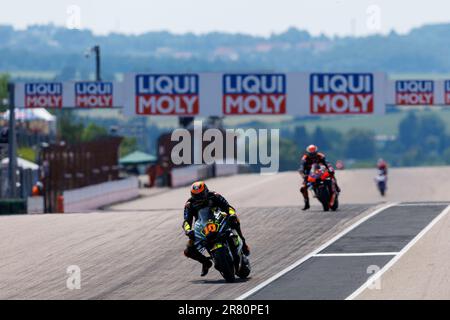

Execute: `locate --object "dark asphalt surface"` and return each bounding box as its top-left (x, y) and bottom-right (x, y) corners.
top-left (0, 204), bottom-right (373, 299)
top-left (321, 204), bottom-right (447, 253)
top-left (248, 255), bottom-right (394, 300)
top-left (246, 203), bottom-right (447, 300)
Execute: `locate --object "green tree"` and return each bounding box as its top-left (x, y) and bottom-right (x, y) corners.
top-left (292, 125), bottom-right (309, 149)
top-left (0, 74), bottom-right (10, 112)
top-left (58, 111), bottom-right (84, 144)
top-left (278, 138), bottom-right (300, 171)
top-left (398, 111), bottom-right (419, 149)
top-left (344, 129), bottom-right (376, 160)
top-left (443, 147), bottom-right (450, 164)
top-left (81, 123), bottom-right (108, 142)
top-left (311, 127), bottom-right (330, 151)
top-left (120, 137), bottom-right (138, 158)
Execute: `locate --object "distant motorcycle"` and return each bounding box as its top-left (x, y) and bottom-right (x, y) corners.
top-left (375, 170), bottom-right (387, 196)
top-left (307, 164), bottom-right (339, 211)
top-left (194, 207), bottom-right (251, 283)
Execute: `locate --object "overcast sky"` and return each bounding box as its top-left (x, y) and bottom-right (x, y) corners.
top-left (1, 0), bottom-right (450, 37)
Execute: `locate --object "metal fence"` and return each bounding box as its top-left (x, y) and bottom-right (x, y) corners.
top-left (0, 166), bottom-right (38, 199)
top-left (40, 137), bottom-right (122, 213)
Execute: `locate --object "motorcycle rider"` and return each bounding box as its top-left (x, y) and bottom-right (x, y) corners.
top-left (377, 158), bottom-right (388, 176)
top-left (299, 145), bottom-right (340, 210)
top-left (182, 181), bottom-right (250, 276)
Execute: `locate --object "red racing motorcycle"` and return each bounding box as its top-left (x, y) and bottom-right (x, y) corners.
top-left (307, 164), bottom-right (339, 211)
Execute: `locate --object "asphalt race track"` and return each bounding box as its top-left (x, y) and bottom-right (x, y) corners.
top-left (243, 203), bottom-right (449, 300)
top-left (1, 168), bottom-right (450, 299)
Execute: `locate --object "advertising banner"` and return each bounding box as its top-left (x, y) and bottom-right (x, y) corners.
top-left (309, 73), bottom-right (377, 114)
top-left (133, 74), bottom-right (199, 115)
top-left (14, 73), bottom-right (387, 115)
top-left (14, 81), bottom-right (122, 109)
top-left (222, 74), bottom-right (286, 115)
top-left (15, 82), bottom-right (64, 108)
top-left (385, 79), bottom-right (445, 106)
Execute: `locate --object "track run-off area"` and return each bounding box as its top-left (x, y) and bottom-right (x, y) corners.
top-left (1, 167), bottom-right (450, 299)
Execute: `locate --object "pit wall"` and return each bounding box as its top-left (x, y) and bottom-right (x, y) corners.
top-left (63, 177), bottom-right (139, 213)
top-left (170, 163), bottom-right (242, 188)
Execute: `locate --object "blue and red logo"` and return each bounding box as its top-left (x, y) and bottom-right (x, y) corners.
top-left (444, 81), bottom-right (450, 105)
top-left (135, 74), bottom-right (199, 115)
top-left (223, 74), bottom-right (286, 115)
top-left (310, 73), bottom-right (374, 114)
top-left (395, 80), bottom-right (434, 105)
top-left (24, 83), bottom-right (62, 108)
top-left (75, 82), bottom-right (113, 108)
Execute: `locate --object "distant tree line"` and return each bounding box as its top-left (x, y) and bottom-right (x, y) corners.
top-left (4, 23), bottom-right (450, 79)
top-left (279, 111), bottom-right (450, 171)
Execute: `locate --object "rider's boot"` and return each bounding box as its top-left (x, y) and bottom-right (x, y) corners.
top-left (201, 258), bottom-right (213, 277)
top-left (302, 199), bottom-right (310, 211)
top-left (242, 241), bottom-right (250, 256)
top-left (231, 219), bottom-right (251, 256)
top-left (185, 245), bottom-right (212, 277)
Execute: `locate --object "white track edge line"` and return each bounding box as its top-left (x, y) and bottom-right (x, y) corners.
top-left (235, 202), bottom-right (398, 300)
top-left (346, 204), bottom-right (450, 300)
top-left (314, 252), bottom-right (398, 257)
top-left (395, 203), bottom-right (450, 207)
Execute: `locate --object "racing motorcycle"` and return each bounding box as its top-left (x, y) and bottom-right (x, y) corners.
top-left (307, 164), bottom-right (339, 211)
top-left (375, 170), bottom-right (387, 196)
top-left (194, 207), bottom-right (251, 283)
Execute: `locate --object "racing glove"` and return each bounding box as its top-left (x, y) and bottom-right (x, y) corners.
top-left (186, 229), bottom-right (195, 240)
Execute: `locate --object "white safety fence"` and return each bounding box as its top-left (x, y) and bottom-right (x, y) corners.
top-left (170, 163), bottom-right (246, 188)
top-left (63, 177), bottom-right (139, 213)
top-left (171, 164), bottom-right (214, 188)
top-left (215, 162), bottom-right (240, 177)
top-left (27, 196), bottom-right (44, 214)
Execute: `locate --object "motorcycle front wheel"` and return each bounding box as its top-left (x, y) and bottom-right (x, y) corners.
top-left (318, 187), bottom-right (330, 211)
top-left (213, 246), bottom-right (235, 283)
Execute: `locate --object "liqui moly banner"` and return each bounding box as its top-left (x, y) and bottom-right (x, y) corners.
top-left (132, 74), bottom-right (199, 115)
top-left (306, 73), bottom-right (386, 115)
top-left (444, 80), bottom-right (450, 105)
top-left (395, 80), bottom-right (434, 105)
top-left (73, 82), bottom-right (114, 108)
top-left (222, 74), bottom-right (286, 115)
top-left (385, 79), bottom-right (443, 106)
top-left (16, 82), bottom-right (63, 108)
top-left (14, 81), bottom-right (122, 108)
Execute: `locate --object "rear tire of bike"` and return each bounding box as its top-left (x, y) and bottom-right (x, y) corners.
top-left (214, 247), bottom-right (235, 283)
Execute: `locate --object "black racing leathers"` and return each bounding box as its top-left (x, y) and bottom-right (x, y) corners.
top-left (182, 191), bottom-right (246, 264)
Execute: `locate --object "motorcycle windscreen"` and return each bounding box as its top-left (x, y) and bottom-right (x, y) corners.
top-left (194, 207), bottom-right (216, 244)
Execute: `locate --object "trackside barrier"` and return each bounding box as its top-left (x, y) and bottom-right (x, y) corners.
top-left (170, 163), bottom-right (247, 188)
top-left (63, 177), bottom-right (139, 213)
top-left (171, 165), bottom-right (213, 188)
top-left (27, 196), bottom-right (44, 214)
top-left (215, 162), bottom-right (240, 177)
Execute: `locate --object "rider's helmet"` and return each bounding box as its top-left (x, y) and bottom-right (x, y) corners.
top-left (190, 181), bottom-right (209, 204)
top-left (377, 158), bottom-right (386, 169)
top-left (306, 144), bottom-right (318, 157)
